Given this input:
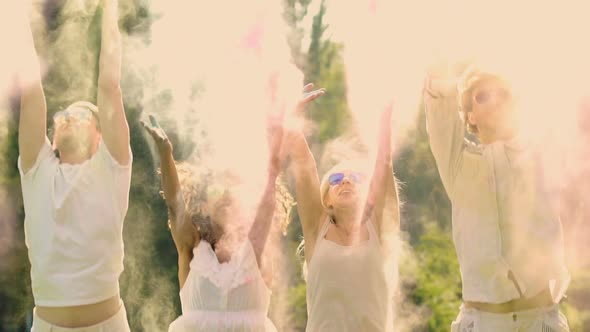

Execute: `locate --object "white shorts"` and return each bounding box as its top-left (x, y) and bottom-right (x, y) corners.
top-left (451, 304), bottom-right (569, 332)
top-left (31, 302), bottom-right (130, 332)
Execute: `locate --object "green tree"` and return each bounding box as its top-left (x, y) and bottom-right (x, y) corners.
top-left (304, 0), bottom-right (350, 144)
top-left (411, 224), bottom-right (461, 331)
top-left (0, 100), bottom-right (32, 331)
top-left (395, 104), bottom-right (462, 331)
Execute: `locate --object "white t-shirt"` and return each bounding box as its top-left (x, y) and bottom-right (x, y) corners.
top-left (18, 138), bottom-right (132, 306)
top-left (424, 94), bottom-right (570, 304)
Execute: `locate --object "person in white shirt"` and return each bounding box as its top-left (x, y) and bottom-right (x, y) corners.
top-left (17, 0), bottom-right (132, 331)
top-left (141, 111), bottom-right (284, 332)
top-left (423, 63), bottom-right (570, 332)
top-left (284, 84), bottom-right (400, 332)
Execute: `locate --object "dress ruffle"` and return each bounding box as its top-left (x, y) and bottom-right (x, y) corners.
top-left (168, 310), bottom-right (277, 332)
top-left (189, 240), bottom-right (262, 291)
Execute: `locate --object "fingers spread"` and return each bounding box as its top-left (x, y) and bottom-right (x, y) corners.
top-left (303, 89), bottom-right (325, 103)
top-left (302, 83), bottom-right (314, 93)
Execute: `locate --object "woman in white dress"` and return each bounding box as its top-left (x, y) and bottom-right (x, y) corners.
top-left (284, 84), bottom-right (400, 331)
top-left (142, 112), bottom-right (284, 332)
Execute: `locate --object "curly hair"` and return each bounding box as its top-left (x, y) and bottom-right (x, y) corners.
top-left (159, 162), bottom-right (294, 247)
top-left (274, 174), bottom-right (296, 235)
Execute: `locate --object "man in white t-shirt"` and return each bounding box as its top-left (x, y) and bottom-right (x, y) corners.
top-left (17, 0), bottom-right (132, 331)
top-left (423, 63), bottom-right (570, 332)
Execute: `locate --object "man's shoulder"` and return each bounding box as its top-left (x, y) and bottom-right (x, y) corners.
top-left (91, 140), bottom-right (132, 170)
top-left (18, 140), bottom-right (59, 181)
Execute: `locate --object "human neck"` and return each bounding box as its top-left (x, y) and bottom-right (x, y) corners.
top-left (478, 129), bottom-right (518, 145)
top-left (332, 207), bottom-right (363, 233)
top-left (59, 149), bottom-right (92, 165)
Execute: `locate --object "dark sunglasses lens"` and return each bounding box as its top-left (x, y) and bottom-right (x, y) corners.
top-left (71, 109), bottom-right (92, 121)
top-left (328, 173), bottom-right (344, 186)
top-left (53, 109), bottom-right (93, 123)
top-left (475, 91), bottom-right (491, 104)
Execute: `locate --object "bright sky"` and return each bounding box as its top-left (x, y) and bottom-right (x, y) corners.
top-left (325, 0), bottom-right (590, 148)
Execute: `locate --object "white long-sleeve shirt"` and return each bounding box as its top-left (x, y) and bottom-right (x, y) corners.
top-left (424, 94), bottom-right (569, 304)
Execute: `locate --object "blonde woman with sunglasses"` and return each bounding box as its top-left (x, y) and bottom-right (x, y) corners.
top-left (284, 84), bottom-right (400, 332)
top-left (16, 1), bottom-right (132, 330)
top-left (142, 111), bottom-right (285, 332)
top-left (424, 63), bottom-right (570, 332)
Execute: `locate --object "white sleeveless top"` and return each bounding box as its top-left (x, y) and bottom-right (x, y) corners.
top-left (306, 219), bottom-right (394, 332)
top-left (18, 139), bottom-right (132, 306)
top-left (168, 240), bottom-right (277, 332)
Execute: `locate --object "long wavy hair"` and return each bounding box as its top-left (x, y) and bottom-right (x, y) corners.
top-left (160, 162), bottom-right (294, 248)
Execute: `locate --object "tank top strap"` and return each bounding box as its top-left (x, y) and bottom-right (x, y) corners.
top-left (315, 217), bottom-right (332, 243)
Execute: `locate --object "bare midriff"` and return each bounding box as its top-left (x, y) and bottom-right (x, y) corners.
top-left (35, 295), bottom-right (120, 328)
top-left (464, 287), bottom-right (554, 313)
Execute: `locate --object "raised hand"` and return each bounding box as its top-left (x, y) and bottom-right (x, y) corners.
top-left (141, 114), bottom-right (173, 155)
top-left (295, 83), bottom-right (326, 115)
top-left (424, 61), bottom-right (459, 98)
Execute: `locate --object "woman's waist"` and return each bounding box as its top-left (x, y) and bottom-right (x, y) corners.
top-left (306, 282), bottom-right (392, 317)
top-left (306, 263), bottom-right (390, 294)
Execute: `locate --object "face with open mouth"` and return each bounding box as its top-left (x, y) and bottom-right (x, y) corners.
top-left (324, 170), bottom-right (366, 209)
top-left (52, 106), bottom-right (101, 157)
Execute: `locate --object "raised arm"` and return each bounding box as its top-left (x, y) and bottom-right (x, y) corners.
top-left (284, 84), bottom-right (325, 260)
top-left (248, 109), bottom-right (282, 264)
top-left (17, 4), bottom-right (48, 173)
top-left (365, 105), bottom-right (400, 245)
top-left (141, 116), bottom-right (197, 253)
top-left (423, 64), bottom-right (465, 198)
top-left (97, 0), bottom-right (130, 165)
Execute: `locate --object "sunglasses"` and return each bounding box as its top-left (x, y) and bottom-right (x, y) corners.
top-left (328, 172), bottom-right (363, 186)
top-left (53, 107), bottom-right (95, 124)
top-left (473, 88), bottom-right (511, 106)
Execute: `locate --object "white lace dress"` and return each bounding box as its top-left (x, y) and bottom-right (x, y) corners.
top-left (168, 240), bottom-right (277, 332)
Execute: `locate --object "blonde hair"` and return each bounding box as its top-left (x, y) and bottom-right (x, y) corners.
top-left (161, 163), bottom-right (294, 242)
top-left (457, 66), bottom-right (511, 135)
top-left (274, 174), bottom-right (296, 235)
top-left (159, 163), bottom-right (228, 245)
top-left (173, 166), bottom-right (242, 221)
top-left (158, 162), bottom-right (209, 224)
